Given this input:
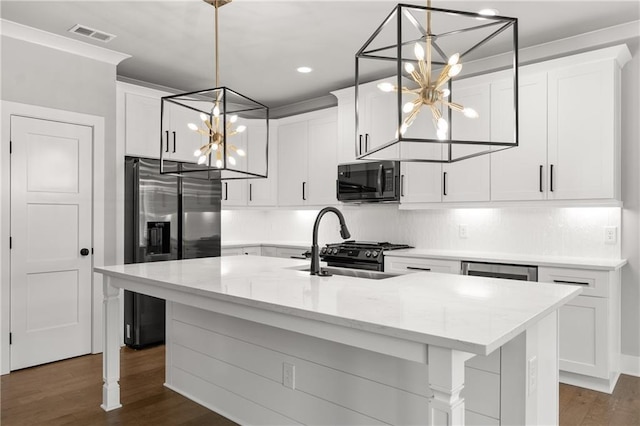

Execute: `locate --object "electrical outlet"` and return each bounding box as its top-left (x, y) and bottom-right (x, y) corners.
top-left (283, 362), bottom-right (295, 389)
top-left (604, 226), bottom-right (617, 244)
top-left (528, 356), bottom-right (538, 396)
top-left (459, 224), bottom-right (468, 239)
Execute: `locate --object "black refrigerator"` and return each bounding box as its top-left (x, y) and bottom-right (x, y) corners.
top-left (124, 157), bottom-right (221, 348)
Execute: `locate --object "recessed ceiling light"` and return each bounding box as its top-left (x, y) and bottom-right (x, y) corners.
top-left (478, 8), bottom-right (499, 16)
top-left (297, 66), bottom-right (313, 73)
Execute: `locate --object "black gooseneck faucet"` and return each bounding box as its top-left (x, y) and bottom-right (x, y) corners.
top-left (310, 207), bottom-right (351, 276)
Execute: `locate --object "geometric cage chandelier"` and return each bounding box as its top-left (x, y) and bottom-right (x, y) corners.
top-left (160, 0), bottom-right (269, 179)
top-left (355, 0), bottom-right (518, 163)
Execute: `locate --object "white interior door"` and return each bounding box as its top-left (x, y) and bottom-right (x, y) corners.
top-left (10, 116), bottom-right (92, 370)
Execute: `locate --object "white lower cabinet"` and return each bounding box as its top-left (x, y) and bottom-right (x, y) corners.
top-left (538, 266), bottom-right (620, 392)
top-left (384, 256), bottom-right (461, 275)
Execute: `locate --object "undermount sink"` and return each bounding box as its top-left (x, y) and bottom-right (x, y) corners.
top-left (290, 265), bottom-right (399, 280)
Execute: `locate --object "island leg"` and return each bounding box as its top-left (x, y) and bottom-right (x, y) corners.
top-left (427, 346), bottom-right (473, 425)
top-left (100, 277), bottom-right (122, 411)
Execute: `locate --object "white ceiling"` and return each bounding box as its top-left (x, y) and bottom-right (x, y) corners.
top-left (1, 0), bottom-right (639, 110)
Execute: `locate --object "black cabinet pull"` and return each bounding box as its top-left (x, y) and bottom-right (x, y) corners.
top-left (249, 184), bottom-right (252, 202)
top-left (553, 279), bottom-right (589, 286)
top-left (365, 133), bottom-right (370, 152)
top-left (539, 165), bottom-right (544, 193)
top-left (80, 248), bottom-right (90, 256)
top-left (224, 182), bottom-right (228, 201)
top-left (359, 135), bottom-right (363, 155)
top-left (302, 182), bottom-right (307, 201)
top-left (164, 131), bottom-right (169, 153)
top-left (443, 172), bottom-right (448, 196)
top-left (172, 131), bottom-right (176, 153)
top-left (400, 174), bottom-right (405, 197)
top-left (406, 266), bottom-right (431, 271)
top-left (550, 164), bottom-right (555, 192)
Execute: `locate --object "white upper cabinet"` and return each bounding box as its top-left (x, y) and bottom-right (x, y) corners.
top-left (442, 78), bottom-right (492, 203)
top-left (120, 84), bottom-right (166, 159)
top-left (277, 108), bottom-right (338, 207)
top-left (491, 72), bottom-right (548, 201)
top-left (222, 121), bottom-right (277, 208)
top-left (547, 59), bottom-right (619, 200)
top-left (332, 87), bottom-right (358, 164)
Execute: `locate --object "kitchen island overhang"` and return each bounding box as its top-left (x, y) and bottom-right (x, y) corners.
top-left (95, 256), bottom-right (581, 425)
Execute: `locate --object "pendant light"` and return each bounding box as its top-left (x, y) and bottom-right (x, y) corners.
top-left (160, 0), bottom-right (269, 179)
top-left (356, 1), bottom-right (519, 163)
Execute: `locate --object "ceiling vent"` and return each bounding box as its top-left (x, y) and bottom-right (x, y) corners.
top-left (68, 24), bottom-right (116, 43)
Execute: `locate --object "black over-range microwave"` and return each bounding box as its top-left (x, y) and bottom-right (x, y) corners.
top-left (337, 161), bottom-right (400, 203)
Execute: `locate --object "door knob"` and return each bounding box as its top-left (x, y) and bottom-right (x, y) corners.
top-left (80, 248), bottom-right (90, 256)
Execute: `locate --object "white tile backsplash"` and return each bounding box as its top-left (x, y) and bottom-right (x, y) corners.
top-left (222, 206), bottom-right (621, 259)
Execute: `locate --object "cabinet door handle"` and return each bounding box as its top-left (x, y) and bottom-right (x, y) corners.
top-left (359, 134), bottom-right (363, 156)
top-left (302, 182), bottom-right (307, 201)
top-left (224, 182), bottom-right (228, 201)
top-left (406, 266), bottom-right (431, 271)
top-left (553, 279), bottom-right (589, 286)
top-left (550, 164), bottom-right (555, 192)
top-left (443, 172), bottom-right (448, 196)
top-left (365, 133), bottom-right (370, 152)
top-left (539, 165), bottom-right (544, 192)
top-left (400, 174), bottom-right (405, 197)
top-left (249, 183), bottom-right (252, 202)
top-left (172, 131), bottom-right (176, 153)
top-left (164, 131), bottom-right (169, 153)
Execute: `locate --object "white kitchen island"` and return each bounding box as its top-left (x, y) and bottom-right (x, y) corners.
top-left (95, 256), bottom-right (581, 425)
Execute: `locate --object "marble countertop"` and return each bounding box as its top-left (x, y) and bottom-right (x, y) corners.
top-left (385, 249), bottom-right (626, 270)
top-left (95, 256), bottom-right (581, 355)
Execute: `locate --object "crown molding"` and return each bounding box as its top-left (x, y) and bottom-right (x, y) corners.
top-left (0, 19), bottom-right (130, 66)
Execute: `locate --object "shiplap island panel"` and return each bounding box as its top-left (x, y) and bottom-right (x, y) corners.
top-left (95, 256), bottom-right (580, 425)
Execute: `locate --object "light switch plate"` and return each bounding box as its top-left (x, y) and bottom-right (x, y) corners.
top-left (459, 224), bottom-right (468, 239)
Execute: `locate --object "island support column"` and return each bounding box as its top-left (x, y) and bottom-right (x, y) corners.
top-left (101, 277), bottom-right (122, 411)
top-left (427, 346), bottom-right (473, 425)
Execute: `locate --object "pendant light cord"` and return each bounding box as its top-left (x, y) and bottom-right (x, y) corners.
top-left (215, 0), bottom-right (220, 87)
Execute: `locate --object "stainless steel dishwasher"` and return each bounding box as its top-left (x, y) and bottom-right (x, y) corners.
top-left (461, 261), bottom-right (538, 281)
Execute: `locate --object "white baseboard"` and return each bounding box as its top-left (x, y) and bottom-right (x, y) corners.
top-left (621, 354), bottom-right (640, 377)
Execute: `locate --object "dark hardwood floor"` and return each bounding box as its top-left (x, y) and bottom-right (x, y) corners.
top-left (1, 345), bottom-right (638, 425)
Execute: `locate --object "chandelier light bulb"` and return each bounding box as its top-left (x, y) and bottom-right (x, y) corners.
top-left (414, 42), bottom-right (425, 60)
top-left (188, 123), bottom-right (199, 131)
top-left (403, 102), bottom-right (415, 113)
top-left (229, 114), bottom-right (238, 123)
top-left (197, 155), bottom-right (207, 165)
top-left (448, 53), bottom-right (460, 66)
top-left (228, 156), bottom-right (236, 166)
top-left (404, 62), bottom-right (415, 73)
top-left (448, 64), bottom-right (463, 77)
top-left (212, 143), bottom-right (218, 151)
top-left (437, 129), bottom-right (447, 140)
top-left (399, 123), bottom-right (408, 136)
top-left (437, 118), bottom-right (448, 132)
top-left (378, 82), bottom-right (395, 92)
top-left (441, 88), bottom-right (451, 98)
top-left (213, 106), bottom-right (220, 117)
top-left (216, 159), bottom-right (222, 168)
top-left (236, 125), bottom-right (247, 133)
top-left (463, 107), bottom-right (479, 118)
top-left (237, 149), bottom-right (246, 156)
top-left (194, 149), bottom-right (202, 156)
top-left (200, 113), bottom-right (208, 121)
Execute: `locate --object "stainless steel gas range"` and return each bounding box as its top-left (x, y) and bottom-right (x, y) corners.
top-left (319, 240), bottom-right (412, 272)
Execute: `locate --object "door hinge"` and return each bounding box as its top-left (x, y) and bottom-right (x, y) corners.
top-left (9, 333), bottom-right (12, 345)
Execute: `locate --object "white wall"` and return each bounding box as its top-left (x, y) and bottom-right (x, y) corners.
top-left (222, 207), bottom-right (622, 259)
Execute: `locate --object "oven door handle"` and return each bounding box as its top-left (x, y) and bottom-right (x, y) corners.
top-left (377, 164), bottom-right (384, 196)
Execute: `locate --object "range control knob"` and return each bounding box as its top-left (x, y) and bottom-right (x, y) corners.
top-left (321, 247), bottom-right (327, 254)
top-left (372, 251), bottom-right (380, 257)
top-left (332, 248), bottom-right (339, 255)
top-left (365, 251), bottom-right (371, 257)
